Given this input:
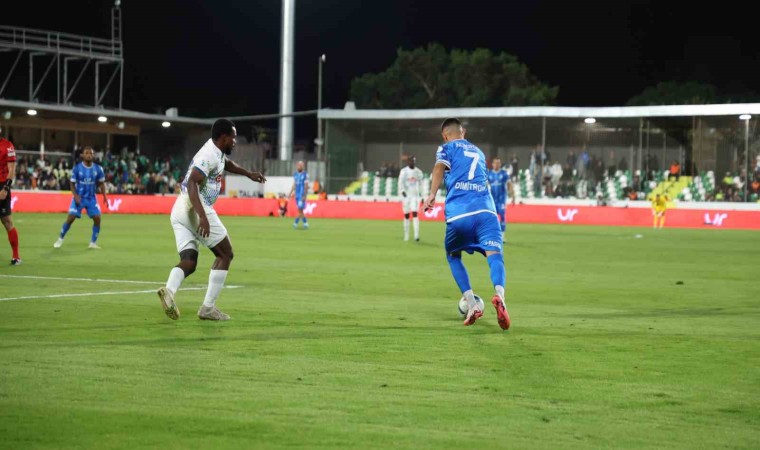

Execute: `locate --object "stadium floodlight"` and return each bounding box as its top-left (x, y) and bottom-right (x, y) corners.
top-left (98, 116), bottom-right (108, 123)
top-left (161, 121), bottom-right (171, 128)
top-left (27, 109), bottom-right (37, 116)
top-left (584, 117), bottom-right (596, 124)
top-left (739, 114), bottom-right (751, 120)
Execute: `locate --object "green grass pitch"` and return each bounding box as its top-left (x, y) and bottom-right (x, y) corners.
top-left (1, 213), bottom-right (758, 449)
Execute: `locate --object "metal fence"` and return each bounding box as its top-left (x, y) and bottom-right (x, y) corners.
top-left (323, 110), bottom-right (759, 201)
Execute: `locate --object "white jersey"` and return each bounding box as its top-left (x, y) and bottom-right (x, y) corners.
top-left (181, 139), bottom-right (226, 206)
top-left (398, 166), bottom-right (424, 198)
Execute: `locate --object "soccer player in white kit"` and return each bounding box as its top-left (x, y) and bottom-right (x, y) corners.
top-left (157, 119), bottom-right (266, 321)
top-left (398, 155), bottom-right (424, 241)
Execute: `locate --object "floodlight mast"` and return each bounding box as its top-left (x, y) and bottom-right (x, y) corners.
top-left (278, 0), bottom-right (295, 161)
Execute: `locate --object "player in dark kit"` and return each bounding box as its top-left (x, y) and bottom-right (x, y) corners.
top-left (0, 126), bottom-right (21, 265)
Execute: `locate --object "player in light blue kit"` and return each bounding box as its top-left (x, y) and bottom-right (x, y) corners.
top-left (424, 118), bottom-right (511, 329)
top-left (289, 160), bottom-right (309, 229)
top-left (53, 146), bottom-right (108, 249)
top-left (487, 157), bottom-right (514, 240)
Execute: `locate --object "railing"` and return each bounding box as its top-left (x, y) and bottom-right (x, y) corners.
top-left (0, 25), bottom-right (122, 60)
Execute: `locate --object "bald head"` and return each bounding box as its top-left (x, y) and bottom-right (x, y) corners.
top-left (296, 160), bottom-right (305, 172)
top-left (441, 117), bottom-right (465, 143)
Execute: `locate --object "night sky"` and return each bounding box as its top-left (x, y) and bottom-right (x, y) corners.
top-left (5, 0), bottom-right (759, 118)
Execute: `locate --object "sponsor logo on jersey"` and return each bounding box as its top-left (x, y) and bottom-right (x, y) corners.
top-left (557, 208), bottom-right (579, 222)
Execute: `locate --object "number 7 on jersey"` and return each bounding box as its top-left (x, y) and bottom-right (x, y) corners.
top-left (463, 150), bottom-right (480, 180)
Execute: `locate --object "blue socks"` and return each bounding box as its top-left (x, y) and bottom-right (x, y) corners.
top-left (487, 253), bottom-right (506, 290)
top-left (500, 221), bottom-right (506, 232)
top-left (303, 217), bottom-right (308, 224)
top-left (60, 222), bottom-right (71, 238)
top-left (294, 217), bottom-right (301, 225)
top-left (447, 254), bottom-right (472, 293)
top-left (91, 225), bottom-right (100, 243)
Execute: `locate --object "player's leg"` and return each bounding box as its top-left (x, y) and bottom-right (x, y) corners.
top-left (88, 201), bottom-right (102, 248)
top-left (1, 213), bottom-right (20, 265)
top-left (411, 196), bottom-right (420, 241)
top-left (445, 221), bottom-right (482, 325)
top-left (198, 237), bottom-right (233, 320)
top-left (55, 199), bottom-right (83, 247)
top-left (300, 198), bottom-right (309, 228)
top-left (478, 214), bottom-right (510, 330)
top-left (402, 197), bottom-right (411, 241)
top-left (659, 211), bottom-right (666, 228)
top-left (412, 211), bottom-right (420, 241)
top-left (158, 198), bottom-right (199, 320)
top-left (196, 208), bottom-right (232, 320)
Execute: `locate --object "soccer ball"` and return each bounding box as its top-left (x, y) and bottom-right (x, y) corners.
top-left (458, 295), bottom-right (484, 318)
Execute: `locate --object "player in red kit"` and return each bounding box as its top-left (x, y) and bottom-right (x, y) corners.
top-left (0, 126), bottom-right (21, 265)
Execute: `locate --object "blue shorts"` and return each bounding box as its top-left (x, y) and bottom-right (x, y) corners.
top-left (69, 197), bottom-right (101, 218)
top-left (296, 198), bottom-right (306, 210)
top-left (444, 212), bottom-right (503, 255)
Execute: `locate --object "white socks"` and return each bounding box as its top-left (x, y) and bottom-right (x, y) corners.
top-left (166, 267), bottom-right (185, 295)
top-left (203, 270), bottom-right (228, 308)
top-left (413, 217), bottom-right (419, 240)
top-left (403, 218), bottom-right (410, 240)
top-left (495, 285), bottom-right (505, 301)
top-left (463, 289), bottom-right (477, 309)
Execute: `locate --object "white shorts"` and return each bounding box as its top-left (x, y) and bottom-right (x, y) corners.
top-left (170, 194), bottom-right (228, 253)
top-left (402, 196), bottom-right (420, 214)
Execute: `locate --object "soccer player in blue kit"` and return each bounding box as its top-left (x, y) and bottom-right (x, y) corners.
top-left (423, 118), bottom-right (511, 329)
top-left (487, 157), bottom-right (514, 240)
top-left (289, 160), bottom-right (309, 229)
top-left (53, 146), bottom-right (108, 249)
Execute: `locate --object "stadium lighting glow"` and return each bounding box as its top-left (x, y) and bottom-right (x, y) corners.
top-left (739, 114), bottom-right (751, 120)
top-left (27, 109), bottom-right (37, 116)
top-left (161, 121), bottom-right (171, 128)
top-left (584, 117), bottom-right (596, 124)
top-left (98, 116), bottom-right (108, 123)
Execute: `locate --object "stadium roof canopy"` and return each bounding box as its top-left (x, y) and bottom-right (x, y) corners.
top-left (0, 99), bottom-right (214, 129)
top-left (318, 103), bottom-right (760, 120)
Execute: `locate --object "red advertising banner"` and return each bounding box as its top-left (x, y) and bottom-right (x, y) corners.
top-left (9, 191), bottom-right (760, 230)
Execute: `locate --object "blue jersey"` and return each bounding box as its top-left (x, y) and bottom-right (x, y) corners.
top-left (294, 171), bottom-right (309, 200)
top-left (488, 169), bottom-right (510, 204)
top-left (435, 139), bottom-right (496, 223)
top-left (71, 162), bottom-right (105, 200)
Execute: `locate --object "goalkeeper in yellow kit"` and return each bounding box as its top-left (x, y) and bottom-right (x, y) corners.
top-left (651, 194), bottom-right (669, 229)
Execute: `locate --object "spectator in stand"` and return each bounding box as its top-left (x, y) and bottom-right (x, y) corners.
top-left (510, 154), bottom-right (519, 175)
top-left (750, 176), bottom-right (760, 195)
top-left (669, 160), bottom-right (680, 181)
top-left (619, 156), bottom-right (628, 172)
top-left (566, 150), bottom-right (577, 169)
top-left (550, 160), bottom-right (563, 191)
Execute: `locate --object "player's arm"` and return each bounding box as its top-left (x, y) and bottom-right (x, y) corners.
top-left (70, 178), bottom-right (81, 205)
top-left (398, 171), bottom-right (406, 197)
top-left (98, 181), bottom-right (108, 206)
top-left (98, 167), bottom-right (107, 205)
top-left (186, 168), bottom-right (211, 238)
top-left (424, 162), bottom-right (447, 211)
top-left (288, 180), bottom-right (295, 198)
top-left (0, 161), bottom-right (14, 200)
top-left (224, 159), bottom-right (266, 183)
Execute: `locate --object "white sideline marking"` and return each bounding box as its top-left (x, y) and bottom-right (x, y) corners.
top-left (0, 274), bottom-right (168, 285)
top-left (0, 285), bottom-right (242, 302)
